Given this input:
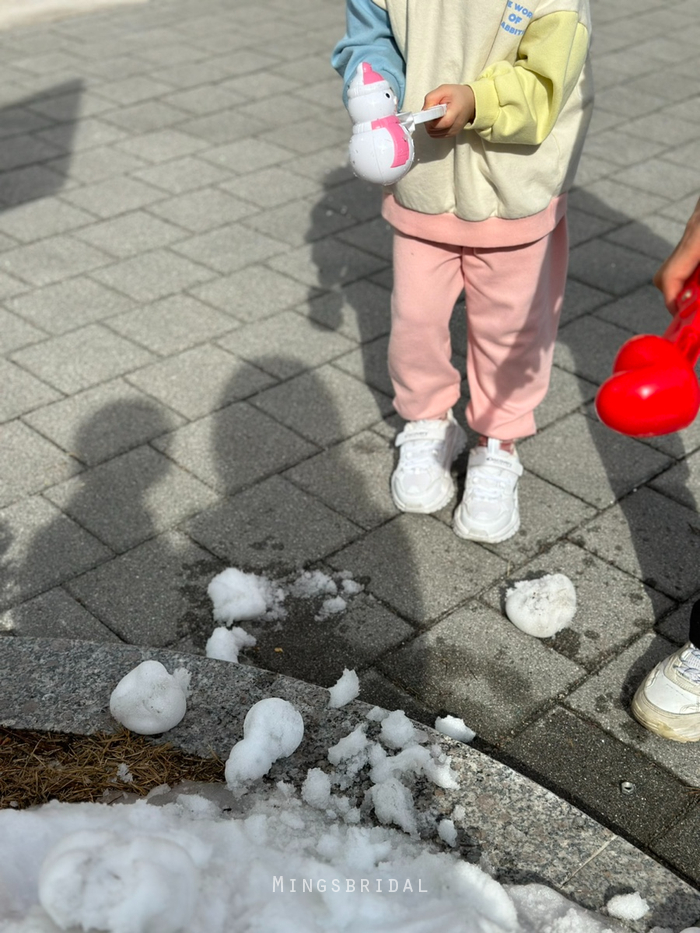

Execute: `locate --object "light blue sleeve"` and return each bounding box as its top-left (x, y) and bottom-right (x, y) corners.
top-left (331, 0), bottom-right (406, 108)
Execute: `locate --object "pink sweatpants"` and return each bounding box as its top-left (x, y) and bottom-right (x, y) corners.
top-left (387, 217), bottom-right (569, 440)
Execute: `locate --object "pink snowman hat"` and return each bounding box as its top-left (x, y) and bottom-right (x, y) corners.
top-left (348, 61), bottom-right (392, 100)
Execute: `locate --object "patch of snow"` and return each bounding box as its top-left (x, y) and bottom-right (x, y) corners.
top-left (435, 714), bottom-right (476, 743)
top-left (225, 698), bottom-right (304, 789)
top-left (505, 574), bottom-right (576, 638)
top-left (606, 892), bottom-right (650, 921)
top-left (205, 626), bottom-right (256, 663)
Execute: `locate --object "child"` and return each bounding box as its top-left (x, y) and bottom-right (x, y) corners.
top-left (332, 0), bottom-right (593, 543)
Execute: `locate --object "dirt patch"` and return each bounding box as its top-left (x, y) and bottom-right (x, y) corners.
top-left (0, 726), bottom-right (224, 809)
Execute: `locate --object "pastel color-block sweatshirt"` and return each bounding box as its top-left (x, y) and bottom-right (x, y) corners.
top-left (332, 0), bottom-right (594, 245)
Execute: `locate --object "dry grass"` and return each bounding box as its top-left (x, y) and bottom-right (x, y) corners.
top-left (0, 726), bottom-right (225, 809)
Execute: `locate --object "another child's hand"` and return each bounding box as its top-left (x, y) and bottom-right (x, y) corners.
top-left (422, 85), bottom-right (476, 138)
top-left (653, 196), bottom-right (700, 313)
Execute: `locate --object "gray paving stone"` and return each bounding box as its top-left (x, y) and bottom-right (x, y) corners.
top-left (523, 412), bottom-right (670, 509)
top-left (62, 175), bottom-right (165, 219)
top-left (71, 210), bottom-right (187, 258)
top-left (268, 236), bottom-right (388, 290)
top-left (115, 128), bottom-right (208, 164)
top-left (581, 129), bottom-right (671, 168)
top-left (593, 283), bottom-right (670, 335)
top-left (217, 310), bottom-right (355, 378)
top-left (153, 399), bottom-right (317, 493)
top-left (108, 293), bottom-right (236, 355)
top-left (127, 344), bottom-right (275, 420)
top-left (132, 155), bottom-right (232, 194)
top-left (46, 146), bottom-right (149, 185)
top-left (565, 633), bottom-right (700, 787)
top-left (604, 214), bottom-right (688, 262)
top-left (568, 238), bottom-right (660, 297)
top-left (0, 357), bottom-right (60, 421)
top-left (285, 429), bottom-right (396, 530)
top-left (90, 247), bottom-right (215, 302)
top-left (199, 138), bottom-right (291, 174)
top-left (92, 75), bottom-right (174, 106)
top-left (504, 706), bottom-right (692, 850)
top-left (484, 540), bottom-right (674, 670)
top-left (329, 514), bottom-right (507, 624)
top-left (379, 601), bottom-right (584, 743)
top-left (358, 668), bottom-right (435, 726)
top-left (555, 314), bottom-right (633, 384)
top-left (0, 496), bottom-right (111, 610)
top-left (252, 364), bottom-right (393, 447)
top-left (0, 198), bottom-right (94, 243)
top-left (534, 365), bottom-right (598, 429)
top-left (561, 278), bottom-right (613, 324)
top-left (35, 117), bottom-right (127, 154)
top-left (190, 265), bottom-right (313, 322)
top-left (23, 379), bottom-right (182, 465)
top-left (161, 85), bottom-right (243, 115)
top-left (0, 164), bottom-right (72, 208)
top-left (0, 309), bottom-right (44, 354)
top-left (303, 278), bottom-right (390, 342)
top-left (66, 530), bottom-right (218, 646)
top-left (655, 598), bottom-right (697, 646)
top-left (0, 235), bottom-right (111, 287)
top-left (11, 323), bottom-right (155, 393)
top-left (147, 188), bottom-right (256, 233)
top-left (0, 421), bottom-right (80, 507)
top-left (0, 587), bottom-right (118, 642)
top-left (220, 166), bottom-right (321, 208)
top-left (100, 100), bottom-right (192, 133)
top-left (332, 334), bottom-right (393, 397)
top-left (243, 197), bottom-right (355, 247)
top-left (5, 275), bottom-right (134, 334)
top-left (610, 158), bottom-right (700, 204)
top-left (574, 486), bottom-right (700, 601)
top-left (171, 223), bottom-right (287, 274)
top-left (187, 474), bottom-right (361, 576)
top-left (568, 180), bottom-right (671, 224)
top-left (648, 444), bottom-right (700, 510)
top-left (46, 445), bottom-right (218, 553)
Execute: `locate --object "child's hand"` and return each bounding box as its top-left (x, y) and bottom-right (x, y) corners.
top-left (422, 85), bottom-right (475, 138)
top-left (653, 196), bottom-right (700, 313)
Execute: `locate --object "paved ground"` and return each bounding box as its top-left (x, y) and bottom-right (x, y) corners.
top-left (0, 0), bottom-right (697, 893)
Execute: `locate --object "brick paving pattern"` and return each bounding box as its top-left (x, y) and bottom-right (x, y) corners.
top-left (0, 0), bottom-right (698, 890)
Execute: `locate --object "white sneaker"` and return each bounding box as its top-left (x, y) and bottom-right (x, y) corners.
top-left (391, 411), bottom-right (466, 513)
top-left (631, 643), bottom-right (700, 742)
top-left (453, 438), bottom-right (522, 543)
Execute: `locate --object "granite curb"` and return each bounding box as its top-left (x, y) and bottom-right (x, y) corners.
top-left (0, 636), bottom-right (697, 930)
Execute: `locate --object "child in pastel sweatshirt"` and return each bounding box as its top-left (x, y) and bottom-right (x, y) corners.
top-left (333, 0), bottom-right (593, 543)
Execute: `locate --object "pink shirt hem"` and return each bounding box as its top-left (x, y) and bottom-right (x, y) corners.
top-left (382, 192), bottom-right (568, 248)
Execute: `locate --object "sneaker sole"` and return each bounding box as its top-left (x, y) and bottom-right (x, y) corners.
top-left (391, 431), bottom-right (467, 515)
top-left (631, 686), bottom-right (700, 742)
top-left (452, 495), bottom-right (520, 544)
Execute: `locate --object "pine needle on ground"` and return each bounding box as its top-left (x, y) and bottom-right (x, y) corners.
top-left (0, 726), bottom-right (225, 809)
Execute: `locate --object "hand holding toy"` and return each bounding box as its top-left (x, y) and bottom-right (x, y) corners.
top-left (347, 62), bottom-right (446, 185)
top-left (595, 264), bottom-right (700, 436)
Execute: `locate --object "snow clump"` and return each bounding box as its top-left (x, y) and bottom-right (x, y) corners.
top-left (606, 891), bottom-right (650, 921)
top-left (435, 714), bottom-right (476, 743)
top-left (208, 568), bottom-right (283, 623)
top-left (205, 626), bottom-right (256, 663)
top-left (505, 573), bottom-right (576, 638)
top-left (225, 697), bottom-right (304, 789)
top-left (39, 830), bottom-right (200, 933)
top-left (109, 660), bottom-right (190, 735)
top-left (328, 668), bottom-right (360, 708)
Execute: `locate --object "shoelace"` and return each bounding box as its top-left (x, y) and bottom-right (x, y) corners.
top-left (676, 647), bottom-right (700, 686)
top-left (401, 438), bottom-right (443, 474)
top-left (468, 468), bottom-right (513, 502)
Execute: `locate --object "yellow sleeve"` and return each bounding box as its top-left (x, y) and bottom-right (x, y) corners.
top-left (468, 11), bottom-right (589, 146)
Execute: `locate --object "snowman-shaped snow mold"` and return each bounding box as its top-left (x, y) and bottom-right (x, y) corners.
top-left (347, 62), bottom-right (446, 186)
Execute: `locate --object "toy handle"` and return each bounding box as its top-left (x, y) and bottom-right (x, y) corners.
top-left (663, 264), bottom-right (700, 364)
top-left (397, 104), bottom-right (447, 133)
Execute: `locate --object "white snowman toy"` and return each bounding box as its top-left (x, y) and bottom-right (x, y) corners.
top-left (347, 62), bottom-right (446, 186)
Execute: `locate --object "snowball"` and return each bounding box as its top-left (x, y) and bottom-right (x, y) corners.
top-left (366, 706), bottom-right (389, 722)
top-left (438, 819), bottom-right (458, 847)
top-left (205, 626), bottom-right (256, 663)
top-left (368, 778), bottom-right (417, 835)
top-left (380, 710), bottom-right (419, 749)
top-left (316, 596), bottom-right (347, 620)
top-left (435, 715), bottom-right (476, 743)
top-left (225, 698), bottom-right (304, 787)
top-left (39, 831), bottom-right (198, 933)
top-left (109, 661), bottom-right (190, 735)
top-left (208, 568), bottom-right (279, 623)
top-left (606, 892), bottom-right (650, 921)
top-left (505, 574), bottom-right (576, 638)
top-left (327, 668), bottom-right (360, 708)
top-left (301, 769), bottom-right (332, 811)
